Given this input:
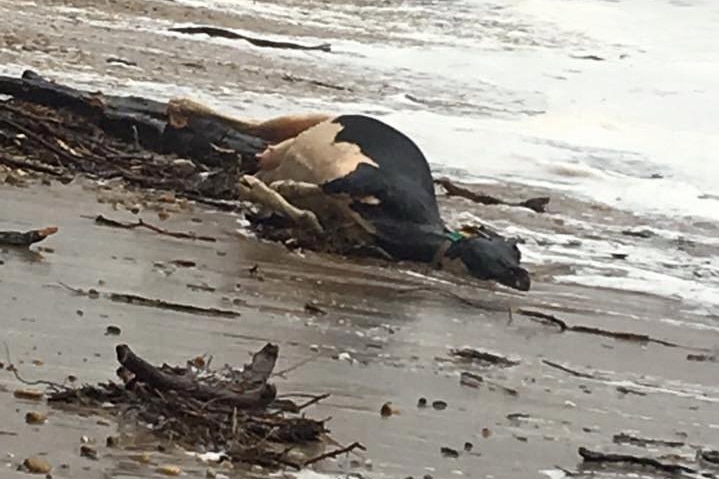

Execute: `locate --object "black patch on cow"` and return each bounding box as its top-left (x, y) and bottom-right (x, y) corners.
top-left (322, 115), bottom-right (442, 226)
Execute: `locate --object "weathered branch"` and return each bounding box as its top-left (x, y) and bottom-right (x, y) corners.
top-left (116, 344), bottom-right (276, 409)
top-left (169, 26), bottom-right (331, 52)
top-left (93, 214), bottom-right (217, 242)
top-left (435, 177), bottom-right (550, 213)
top-left (578, 447), bottom-right (697, 476)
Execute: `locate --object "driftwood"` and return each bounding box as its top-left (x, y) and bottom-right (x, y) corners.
top-left (117, 344), bottom-right (276, 408)
top-left (0, 70), bottom-right (266, 197)
top-left (435, 177), bottom-right (550, 213)
top-left (0, 226), bottom-right (58, 247)
top-left (516, 308), bottom-right (681, 348)
top-left (169, 26), bottom-right (332, 52)
top-left (578, 447), bottom-right (699, 476)
top-left (449, 347), bottom-right (519, 368)
top-left (93, 214), bottom-right (217, 242)
top-left (612, 432), bottom-right (685, 448)
top-left (58, 282), bottom-right (241, 318)
top-left (48, 343), bottom-right (340, 469)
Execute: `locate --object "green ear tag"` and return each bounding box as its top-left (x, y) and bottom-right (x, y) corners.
top-left (447, 230), bottom-right (464, 243)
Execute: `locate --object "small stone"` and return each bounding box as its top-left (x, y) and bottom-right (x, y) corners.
top-left (76, 309), bottom-right (84, 317)
top-left (380, 402), bottom-right (398, 417)
top-left (106, 436), bottom-right (119, 448)
top-left (157, 465), bottom-right (182, 476)
top-left (441, 447), bottom-right (459, 458)
top-left (464, 442), bottom-right (473, 452)
top-left (206, 468), bottom-right (217, 479)
top-left (87, 289), bottom-right (100, 299)
top-left (564, 400), bottom-right (577, 408)
top-left (13, 389), bottom-right (44, 401)
top-left (432, 400), bottom-right (447, 410)
top-left (309, 344), bottom-right (319, 352)
top-left (130, 453), bottom-right (152, 464)
top-left (104, 325), bottom-right (121, 336)
top-left (481, 427), bottom-right (492, 438)
top-left (80, 445), bottom-right (98, 460)
top-left (23, 456), bottom-right (52, 474)
top-left (417, 397), bottom-right (427, 408)
top-left (25, 411), bottom-right (48, 425)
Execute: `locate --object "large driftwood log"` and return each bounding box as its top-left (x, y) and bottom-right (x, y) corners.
top-left (0, 70), bottom-right (266, 173)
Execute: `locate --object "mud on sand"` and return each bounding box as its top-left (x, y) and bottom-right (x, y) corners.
top-left (1, 176), bottom-right (719, 479)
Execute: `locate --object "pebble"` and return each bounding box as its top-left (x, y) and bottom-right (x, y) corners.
top-left (380, 402), bottom-right (396, 417)
top-left (23, 456), bottom-right (52, 474)
top-left (432, 400), bottom-right (447, 410)
top-left (13, 389), bottom-right (44, 401)
top-left (156, 465), bottom-right (182, 476)
top-left (80, 445), bottom-right (98, 460)
top-left (104, 325), bottom-right (121, 336)
top-left (25, 411), bottom-right (48, 425)
top-left (417, 397), bottom-right (427, 408)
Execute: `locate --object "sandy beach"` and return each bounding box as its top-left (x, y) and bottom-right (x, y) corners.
top-left (1, 0), bottom-right (718, 478)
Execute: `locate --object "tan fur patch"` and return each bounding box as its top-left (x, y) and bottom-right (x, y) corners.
top-left (252, 113), bottom-right (332, 143)
top-left (167, 97), bottom-right (329, 143)
top-left (256, 120), bottom-right (379, 185)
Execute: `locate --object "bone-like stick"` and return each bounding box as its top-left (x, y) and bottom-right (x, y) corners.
top-left (238, 175), bottom-right (324, 234)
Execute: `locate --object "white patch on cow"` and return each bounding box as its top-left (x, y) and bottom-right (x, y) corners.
top-left (256, 120), bottom-right (379, 185)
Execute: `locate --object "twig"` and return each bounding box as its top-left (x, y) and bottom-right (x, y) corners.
top-left (296, 393), bottom-right (331, 410)
top-left (55, 283), bottom-right (241, 318)
top-left (570, 325), bottom-right (679, 348)
top-left (272, 353), bottom-right (323, 378)
top-left (303, 441), bottom-right (366, 467)
top-left (435, 177), bottom-right (550, 213)
top-left (516, 309), bottom-right (681, 348)
top-left (516, 308), bottom-right (567, 331)
top-left (3, 341), bottom-right (66, 390)
top-left (612, 432), bottom-right (685, 448)
top-left (542, 359), bottom-right (597, 379)
top-left (0, 117), bottom-right (81, 167)
top-left (92, 215), bottom-right (217, 242)
top-left (0, 153), bottom-right (67, 177)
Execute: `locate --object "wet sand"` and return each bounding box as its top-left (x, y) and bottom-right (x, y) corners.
top-left (1, 179), bottom-right (718, 479)
top-left (1, 0), bottom-right (718, 477)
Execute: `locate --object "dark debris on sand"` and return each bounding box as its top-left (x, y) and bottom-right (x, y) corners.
top-left (47, 343), bottom-right (353, 469)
